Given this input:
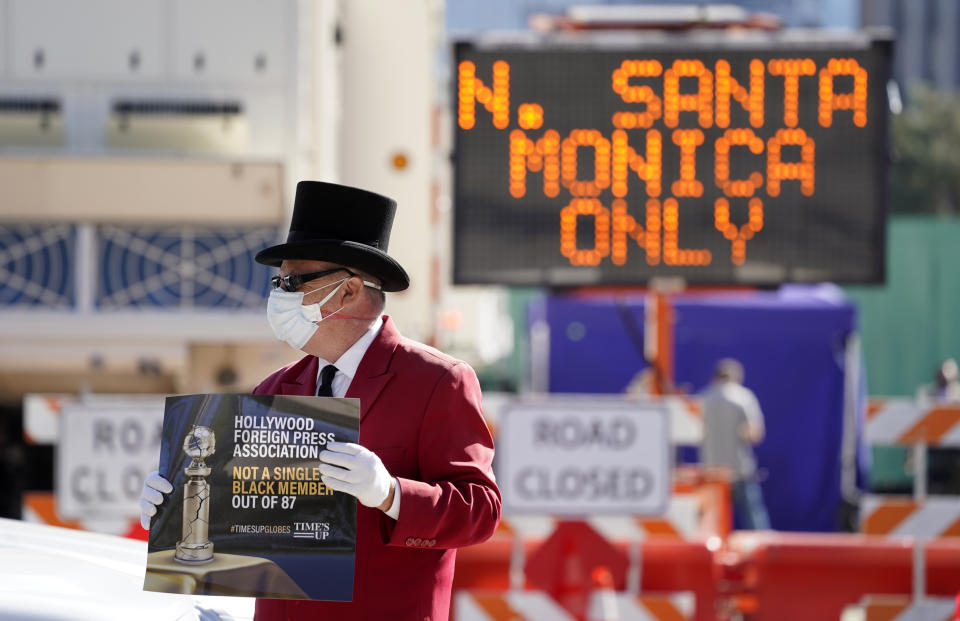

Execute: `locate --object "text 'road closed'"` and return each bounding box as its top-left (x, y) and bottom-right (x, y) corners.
top-left (501, 401), bottom-right (670, 515)
top-left (515, 466), bottom-right (654, 502)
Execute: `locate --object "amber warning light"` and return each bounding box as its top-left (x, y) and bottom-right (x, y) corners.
top-left (452, 33), bottom-right (891, 286)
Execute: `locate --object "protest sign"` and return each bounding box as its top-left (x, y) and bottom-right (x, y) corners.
top-left (143, 393), bottom-right (359, 600)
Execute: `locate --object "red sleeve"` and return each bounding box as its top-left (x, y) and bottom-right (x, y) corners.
top-left (382, 362), bottom-right (501, 549)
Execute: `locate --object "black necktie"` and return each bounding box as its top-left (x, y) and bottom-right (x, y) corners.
top-left (317, 364), bottom-right (338, 397)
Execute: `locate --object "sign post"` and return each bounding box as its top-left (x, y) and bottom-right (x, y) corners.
top-left (499, 397), bottom-right (670, 615)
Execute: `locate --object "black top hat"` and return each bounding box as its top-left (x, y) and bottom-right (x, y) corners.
top-left (255, 181), bottom-right (410, 291)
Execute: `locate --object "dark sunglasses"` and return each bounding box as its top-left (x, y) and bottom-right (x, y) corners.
top-left (271, 268), bottom-right (353, 292)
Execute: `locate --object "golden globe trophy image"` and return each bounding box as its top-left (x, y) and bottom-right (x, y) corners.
top-left (175, 425), bottom-right (216, 564)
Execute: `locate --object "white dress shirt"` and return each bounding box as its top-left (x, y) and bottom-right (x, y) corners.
top-left (315, 316), bottom-right (401, 519)
top-left (315, 315), bottom-right (383, 399)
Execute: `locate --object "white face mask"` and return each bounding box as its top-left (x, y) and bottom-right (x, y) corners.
top-left (266, 278), bottom-right (349, 350)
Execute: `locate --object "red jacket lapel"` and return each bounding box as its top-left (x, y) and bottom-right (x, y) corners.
top-left (280, 356), bottom-right (320, 396)
top-left (346, 315), bottom-right (400, 420)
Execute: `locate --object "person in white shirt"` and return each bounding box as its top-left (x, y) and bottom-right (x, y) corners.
top-left (701, 358), bottom-right (770, 529)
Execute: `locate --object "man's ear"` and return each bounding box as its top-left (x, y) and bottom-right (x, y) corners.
top-left (339, 275), bottom-right (365, 307)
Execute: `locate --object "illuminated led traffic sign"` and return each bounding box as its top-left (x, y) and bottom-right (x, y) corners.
top-left (453, 32), bottom-right (891, 285)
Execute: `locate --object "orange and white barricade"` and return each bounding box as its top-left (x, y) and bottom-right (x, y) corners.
top-left (455, 590), bottom-right (695, 621)
top-left (863, 399), bottom-right (960, 539)
top-left (23, 393), bottom-right (68, 444)
top-left (866, 399), bottom-right (960, 446)
top-left (614, 593), bottom-right (695, 621)
top-left (859, 595), bottom-right (955, 621)
top-left (495, 494), bottom-right (703, 545)
top-left (22, 491), bottom-right (145, 539)
top-left (861, 496), bottom-right (960, 539)
top-left (662, 397), bottom-right (703, 446)
top-left (21, 491), bottom-right (82, 530)
top-left (455, 590), bottom-right (576, 620)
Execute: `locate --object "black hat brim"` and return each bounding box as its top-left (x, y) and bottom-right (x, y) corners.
top-left (255, 239), bottom-right (410, 292)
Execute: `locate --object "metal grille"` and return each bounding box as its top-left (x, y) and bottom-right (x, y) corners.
top-left (97, 225), bottom-right (279, 309)
top-left (0, 224), bottom-right (75, 307)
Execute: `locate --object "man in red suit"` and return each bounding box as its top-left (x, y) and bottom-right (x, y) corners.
top-left (141, 182), bottom-right (501, 620)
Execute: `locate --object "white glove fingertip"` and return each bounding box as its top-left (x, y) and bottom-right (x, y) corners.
top-left (318, 450), bottom-right (342, 465)
top-left (327, 441), bottom-right (362, 455)
top-left (322, 475), bottom-right (359, 496)
top-left (146, 473), bottom-right (173, 494)
top-left (337, 481), bottom-right (361, 499)
top-left (320, 462), bottom-right (346, 475)
top-left (321, 475), bottom-right (344, 492)
top-left (140, 514), bottom-right (151, 530)
top-left (320, 450), bottom-right (361, 470)
top-left (318, 464), bottom-right (343, 480)
top-left (142, 487), bottom-right (164, 506)
top-left (140, 499), bottom-right (157, 517)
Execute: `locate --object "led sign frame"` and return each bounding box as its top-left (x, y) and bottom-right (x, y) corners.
top-left (453, 31), bottom-right (892, 286)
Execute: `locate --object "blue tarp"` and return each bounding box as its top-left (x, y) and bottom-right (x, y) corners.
top-left (531, 286), bottom-right (859, 532)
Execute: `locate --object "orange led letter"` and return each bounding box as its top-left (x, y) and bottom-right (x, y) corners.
top-left (715, 59), bottom-right (765, 128)
top-left (458, 60), bottom-right (510, 130)
top-left (715, 129), bottom-right (764, 197)
top-left (561, 130), bottom-right (611, 197)
top-left (664, 60), bottom-right (713, 128)
top-left (612, 198), bottom-right (662, 266)
top-left (819, 58), bottom-right (868, 127)
top-left (715, 197), bottom-right (763, 265)
top-left (611, 59), bottom-right (663, 129)
top-left (611, 129), bottom-right (662, 198)
top-left (671, 129), bottom-right (705, 197)
top-left (509, 129), bottom-right (560, 198)
top-left (560, 199), bottom-right (611, 266)
top-left (662, 198), bottom-right (711, 266)
top-left (767, 58), bottom-right (816, 127)
top-left (767, 129), bottom-right (815, 197)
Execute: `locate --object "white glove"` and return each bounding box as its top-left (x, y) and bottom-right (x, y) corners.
top-left (140, 470), bottom-right (173, 530)
top-left (319, 442), bottom-right (393, 509)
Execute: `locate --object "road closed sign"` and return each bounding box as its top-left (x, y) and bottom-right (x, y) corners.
top-left (56, 398), bottom-right (164, 520)
top-left (499, 399), bottom-right (669, 515)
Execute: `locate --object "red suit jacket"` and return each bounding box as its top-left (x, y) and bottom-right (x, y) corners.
top-left (253, 316), bottom-right (501, 621)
